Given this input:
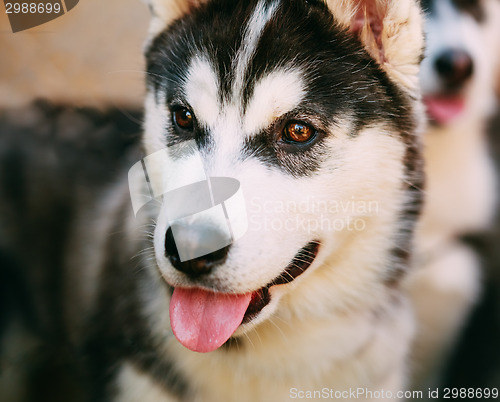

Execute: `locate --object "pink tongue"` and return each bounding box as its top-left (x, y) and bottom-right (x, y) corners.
top-left (170, 287), bottom-right (252, 353)
top-left (424, 96), bottom-right (465, 125)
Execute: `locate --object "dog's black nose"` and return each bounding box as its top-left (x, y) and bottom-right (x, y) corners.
top-left (435, 49), bottom-right (473, 88)
top-left (164, 225), bottom-right (231, 277)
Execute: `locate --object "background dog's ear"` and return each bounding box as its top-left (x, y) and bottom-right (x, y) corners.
top-left (326, 0), bottom-right (424, 95)
top-left (142, 0), bottom-right (207, 39)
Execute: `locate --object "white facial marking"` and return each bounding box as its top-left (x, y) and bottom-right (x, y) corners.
top-left (177, 1), bottom-right (298, 157)
top-left (420, 0), bottom-right (480, 94)
top-left (243, 69), bottom-right (306, 134)
top-left (185, 57), bottom-right (221, 128)
top-left (232, 0), bottom-right (280, 100)
top-left (178, 1), bottom-right (285, 147)
top-left (143, 91), bottom-right (169, 152)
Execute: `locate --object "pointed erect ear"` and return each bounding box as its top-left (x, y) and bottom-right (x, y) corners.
top-left (326, 0), bottom-right (424, 95)
top-left (142, 0), bottom-right (207, 38)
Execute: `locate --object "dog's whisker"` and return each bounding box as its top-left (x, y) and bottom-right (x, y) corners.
top-left (131, 246), bottom-right (155, 259)
top-left (267, 317), bottom-right (289, 345)
top-left (242, 331), bottom-right (258, 351)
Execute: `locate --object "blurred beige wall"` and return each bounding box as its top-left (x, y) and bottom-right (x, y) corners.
top-left (0, 0), bottom-right (150, 108)
top-left (2, 1), bottom-right (499, 107)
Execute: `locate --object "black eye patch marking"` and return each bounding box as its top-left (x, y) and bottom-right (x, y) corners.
top-left (241, 110), bottom-right (329, 177)
top-left (452, 0), bottom-right (485, 22)
top-left (420, 0), bottom-right (485, 22)
top-left (164, 102), bottom-right (215, 151)
top-left (242, 130), bottom-right (326, 178)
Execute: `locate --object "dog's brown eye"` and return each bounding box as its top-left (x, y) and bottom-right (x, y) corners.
top-left (283, 122), bottom-right (315, 143)
top-left (173, 108), bottom-right (194, 130)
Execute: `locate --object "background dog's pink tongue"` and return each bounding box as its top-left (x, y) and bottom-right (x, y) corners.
top-left (170, 287), bottom-right (252, 353)
top-left (424, 96), bottom-right (465, 124)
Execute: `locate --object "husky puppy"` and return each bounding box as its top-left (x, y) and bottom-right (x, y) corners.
top-left (408, 0), bottom-right (500, 387)
top-left (61, 0), bottom-right (425, 400)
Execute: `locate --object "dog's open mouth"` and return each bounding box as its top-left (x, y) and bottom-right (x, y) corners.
top-left (424, 95), bottom-right (465, 125)
top-left (169, 241), bottom-right (320, 353)
top-left (242, 241), bottom-right (320, 323)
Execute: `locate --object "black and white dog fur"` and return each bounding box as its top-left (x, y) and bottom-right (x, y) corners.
top-left (61, 0), bottom-right (427, 400)
top-left (407, 0), bottom-right (500, 387)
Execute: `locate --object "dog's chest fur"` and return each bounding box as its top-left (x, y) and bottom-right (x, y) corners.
top-left (113, 295), bottom-right (414, 402)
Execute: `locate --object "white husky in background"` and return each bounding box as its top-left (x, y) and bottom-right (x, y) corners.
top-left (408, 0), bottom-right (500, 387)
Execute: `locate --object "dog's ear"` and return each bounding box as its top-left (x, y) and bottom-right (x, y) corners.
top-left (142, 0), bottom-right (208, 39)
top-left (326, 0), bottom-right (424, 94)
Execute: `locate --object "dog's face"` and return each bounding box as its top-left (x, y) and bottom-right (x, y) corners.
top-left (141, 0), bottom-right (424, 353)
top-left (420, 0), bottom-right (500, 125)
